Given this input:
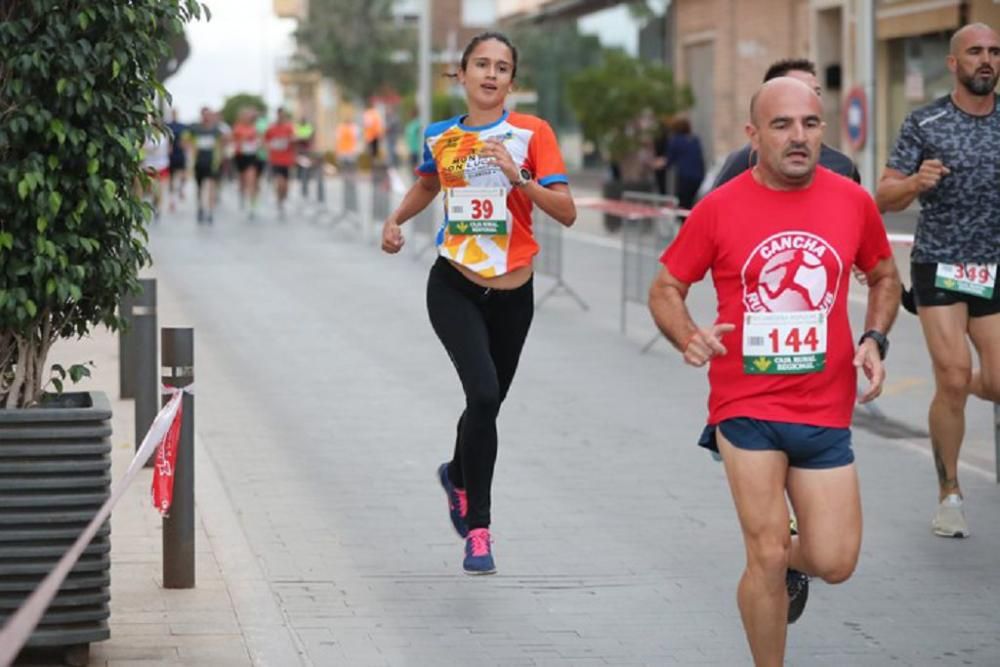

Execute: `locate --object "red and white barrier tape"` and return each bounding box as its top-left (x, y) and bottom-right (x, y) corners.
top-left (0, 387), bottom-right (190, 666)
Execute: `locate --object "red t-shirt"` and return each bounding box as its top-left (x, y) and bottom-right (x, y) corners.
top-left (661, 167), bottom-right (892, 428)
top-left (232, 122), bottom-right (259, 156)
top-left (265, 122), bottom-right (296, 167)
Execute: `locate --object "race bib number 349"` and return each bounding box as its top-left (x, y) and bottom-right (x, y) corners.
top-left (743, 311), bottom-right (827, 375)
top-left (934, 263), bottom-right (997, 299)
top-left (447, 187), bottom-right (507, 235)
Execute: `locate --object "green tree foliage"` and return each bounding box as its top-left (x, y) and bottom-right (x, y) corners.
top-left (567, 50), bottom-right (691, 164)
top-left (433, 93), bottom-right (466, 121)
top-left (509, 23), bottom-right (604, 130)
top-left (295, 0), bottom-right (414, 101)
top-left (221, 92), bottom-right (267, 126)
top-left (0, 0), bottom-right (206, 408)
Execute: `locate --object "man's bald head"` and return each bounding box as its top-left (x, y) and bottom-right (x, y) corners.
top-left (745, 77), bottom-right (825, 189)
top-left (950, 23), bottom-right (998, 55)
top-left (947, 23), bottom-right (1000, 96)
top-left (749, 77), bottom-right (822, 126)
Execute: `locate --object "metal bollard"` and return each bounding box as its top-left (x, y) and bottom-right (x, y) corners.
top-left (316, 159), bottom-right (325, 204)
top-left (118, 290), bottom-right (136, 399)
top-left (300, 159), bottom-right (311, 198)
top-left (161, 327), bottom-right (195, 589)
top-left (133, 278), bottom-right (157, 464)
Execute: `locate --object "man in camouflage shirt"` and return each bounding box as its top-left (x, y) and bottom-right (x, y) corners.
top-left (876, 23), bottom-right (1000, 539)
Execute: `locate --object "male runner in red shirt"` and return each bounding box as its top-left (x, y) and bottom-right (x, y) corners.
top-left (649, 78), bottom-right (901, 666)
top-left (265, 107), bottom-right (297, 219)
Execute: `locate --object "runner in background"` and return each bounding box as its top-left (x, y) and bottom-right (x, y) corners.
top-left (404, 108), bottom-right (423, 171)
top-left (166, 108), bottom-right (188, 213)
top-left (335, 116), bottom-right (361, 173)
top-left (875, 22), bottom-right (1000, 538)
top-left (217, 115), bottom-right (234, 189)
top-left (293, 116), bottom-right (315, 196)
top-left (255, 110), bottom-right (271, 191)
top-left (232, 107), bottom-right (262, 218)
top-left (187, 107), bottom-right (225, 224)
top-left (140, 121), bottom-right (170, 221)
top-left (265, 107), bottom-right (297, 219)
top-left (381, 31), bottom-right (576, 575)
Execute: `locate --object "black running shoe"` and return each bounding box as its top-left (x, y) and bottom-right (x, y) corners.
top-left (901, 285), bottom-right (917, 315)
top-left (786, 569), bottom-right (809, 624)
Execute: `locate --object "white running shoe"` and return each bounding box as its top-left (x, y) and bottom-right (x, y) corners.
top-left (932, 494), bottom-right (969, 538)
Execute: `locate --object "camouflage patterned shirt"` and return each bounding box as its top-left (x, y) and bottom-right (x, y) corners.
top-left (887, 94), bottom-right (1000, 263)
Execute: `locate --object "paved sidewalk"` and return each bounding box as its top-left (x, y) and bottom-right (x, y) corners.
top-left (14, 321), bottom-right (303, 665)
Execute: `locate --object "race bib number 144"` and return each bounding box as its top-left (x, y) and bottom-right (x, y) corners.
top-left (743, 311), bottom-right (827, 375)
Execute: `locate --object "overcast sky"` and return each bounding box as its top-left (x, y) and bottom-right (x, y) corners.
top-left (165, 0), bottom-right (651, 123)
top-left (165, 0), bottom-right (296, 121)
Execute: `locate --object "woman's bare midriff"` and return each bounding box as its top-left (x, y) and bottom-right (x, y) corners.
top-left (448, 260), bottom-right (533, 290)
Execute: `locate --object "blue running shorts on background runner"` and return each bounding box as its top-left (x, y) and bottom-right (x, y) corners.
top-left (699, 418), bottom-right (854, 469)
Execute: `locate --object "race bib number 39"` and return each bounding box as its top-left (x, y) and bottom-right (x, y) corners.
top-left (935, 263), bottom-right (997, 299)
top-left (446, 187), bottom-right (507, 235)
top-left (743, 311), bottom-right (827, 375)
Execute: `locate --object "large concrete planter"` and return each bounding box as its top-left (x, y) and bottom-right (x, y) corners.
top-left (0, 391), bottom-right (112, 664)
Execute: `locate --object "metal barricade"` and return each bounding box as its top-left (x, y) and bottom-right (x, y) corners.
top-left (371, 166), bottom-right (392, 245)
top-left (409, 203), bottom-right (440, 261)
top-left (534, 209), bottom-right (587, 310)
top-left (620, 191), bottom-right (681, 352)
top-left (332, 167), bottom-right (362, 235)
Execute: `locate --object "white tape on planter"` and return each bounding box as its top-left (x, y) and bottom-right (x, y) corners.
top-left (0, 390), bottom-right (184, 667)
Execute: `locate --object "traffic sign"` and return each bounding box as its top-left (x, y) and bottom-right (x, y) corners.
top-left (844, 86), bottom-right (867, 152)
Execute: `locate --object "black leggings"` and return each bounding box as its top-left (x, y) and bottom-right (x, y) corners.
top-left (426, 257), bottom-right (534, 530)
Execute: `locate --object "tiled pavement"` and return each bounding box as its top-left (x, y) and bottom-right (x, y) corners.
top-left (12, 177), bottom-right (1000, 666)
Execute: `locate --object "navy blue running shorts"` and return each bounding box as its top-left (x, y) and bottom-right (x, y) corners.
top-left (699, 418), bottom-right (854, 469)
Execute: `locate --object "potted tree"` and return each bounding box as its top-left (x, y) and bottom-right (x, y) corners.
top-left (0, 1), bottom-right (205, 663)
top-left (567, 50), bottom-right (691, 230)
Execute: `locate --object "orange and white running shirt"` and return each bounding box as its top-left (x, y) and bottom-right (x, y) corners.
top-left (417, 110), bottom-right (568, 278)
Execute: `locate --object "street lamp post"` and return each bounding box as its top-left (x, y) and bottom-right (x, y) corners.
top-left (858, 0), bottom-right (876, 188)
top-left (418, 0), bottom-right (432, 129)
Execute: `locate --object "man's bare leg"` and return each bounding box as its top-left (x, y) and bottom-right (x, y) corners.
top-left (786, 464), bottom-right (862, 584)
top-left (918, 303), bottom-right (972, 499)
top-left (968, 312), bottom-right (1000, 403)
top-left (717, 433), bottom-right (790, 667)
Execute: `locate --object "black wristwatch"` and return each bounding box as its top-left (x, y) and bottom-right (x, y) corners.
top-left (512, 167), bottom-right (532, 188)
top-left (858, 330), bottom-right (889, 360)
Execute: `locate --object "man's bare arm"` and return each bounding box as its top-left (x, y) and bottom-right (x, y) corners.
top-left (648, 266), bottom-right (735, 367)
top-left (875, 161), bottom-right (949, 213)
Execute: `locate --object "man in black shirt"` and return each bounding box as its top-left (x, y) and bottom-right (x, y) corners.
top-left (876, 23), bottom-right (1000, 539)
top-left (713, 59), bottom-right (860, 188)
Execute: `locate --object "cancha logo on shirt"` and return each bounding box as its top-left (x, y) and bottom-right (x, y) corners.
top-left (742, 232), bottom-right (842, 313)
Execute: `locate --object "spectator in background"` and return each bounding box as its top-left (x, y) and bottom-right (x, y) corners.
top-left (664, 117), bottom-right (705, 210)
top-left (652, 115), bottom-right (672, 196)
top-left (335, 117), bottom-right (361, 171)
top-left (363, 102), bottom-right (385, 161)
top-left (404, 109), bottom-right (423, 171)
